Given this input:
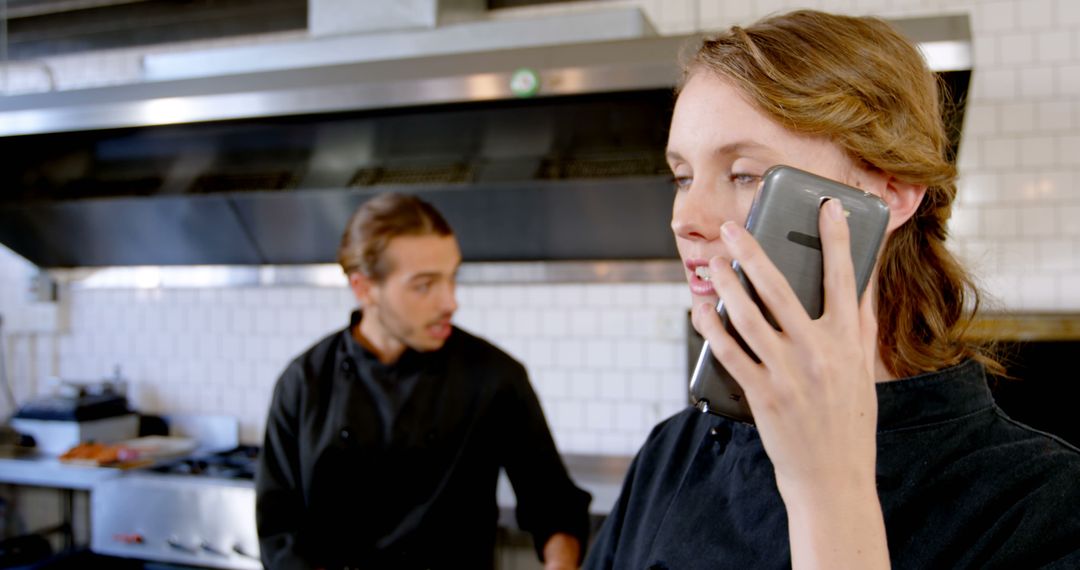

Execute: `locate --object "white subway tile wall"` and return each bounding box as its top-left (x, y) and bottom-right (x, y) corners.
top-left (2, 0), bottom-right (1080, 454)
top-left (0, 273), bottom-right (690, 454)
top-left (0, 248), bottom-right (59, 420)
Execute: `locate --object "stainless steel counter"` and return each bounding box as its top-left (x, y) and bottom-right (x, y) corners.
top-left (0, 453), bottom-right (122, 552)
top-left (1, 448), bottom-right (632, 560)
top-left (0, 453), bottom-right (124, 490)
top-left (0, 450), bottom-right (632, 510)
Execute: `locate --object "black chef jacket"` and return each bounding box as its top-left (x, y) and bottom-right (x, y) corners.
top-left (256, 312), bottom-right (591, 570)
top-left (586, 359), bottom-right (1080, 569)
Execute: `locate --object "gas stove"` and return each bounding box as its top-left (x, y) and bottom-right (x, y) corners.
top-left (147, 445), bottom-right (258, 480)
top-left (91, 446), bottom-right (262, 570)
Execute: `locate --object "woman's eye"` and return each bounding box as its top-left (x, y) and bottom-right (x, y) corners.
top-left (671, 175), bottom-right (692, 190)
top-left (731, 173), bottom-right (761, 187)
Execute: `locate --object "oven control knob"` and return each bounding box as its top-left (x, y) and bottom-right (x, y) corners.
top-left (167, 538), bottom-right (196, 553)
top-left (113, 533), bottom-right (143, 545)
top-left (200, 541), bottom-right (226, 556)
top-left (234, 544), bottom-right (258, 559)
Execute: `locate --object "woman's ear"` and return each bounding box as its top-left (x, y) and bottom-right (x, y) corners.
top-left (880, 175), bottom-right (927, 233)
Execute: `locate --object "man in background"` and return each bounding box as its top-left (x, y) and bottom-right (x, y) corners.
top-left (256, 192), bottom-right (591, 569)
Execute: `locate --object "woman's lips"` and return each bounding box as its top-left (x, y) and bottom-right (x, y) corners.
top-left (686, 259), bottom-right (716, 297)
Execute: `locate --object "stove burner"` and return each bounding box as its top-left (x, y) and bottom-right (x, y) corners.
top-left (149, 445), bottom-right (259, 480)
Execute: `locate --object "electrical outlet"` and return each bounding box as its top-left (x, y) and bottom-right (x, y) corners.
top-left (28, 271), bottom-right (57, 304)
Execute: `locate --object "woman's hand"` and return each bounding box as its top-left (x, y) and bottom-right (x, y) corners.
top-left (691, 198), bottom-right (888, 569)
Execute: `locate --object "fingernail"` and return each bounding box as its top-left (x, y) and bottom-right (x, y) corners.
top-left (721, 221), bottom-right (740, 241)
top-left (826, 198), bottom-right (844, 222)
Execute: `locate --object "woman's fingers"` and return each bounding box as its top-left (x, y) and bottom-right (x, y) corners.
top-left (707, 255), bottom-right (784, 365)
top-left (704, 199), bottom-right (877, 403)
top-left (819, 198), bottom-right (859, 326)
top-left (691, 300), bottom-right (761, 387)
top-left (719, 221), bottom-right (813, 339)
top-left (858, 272), bottom-right (879, 378)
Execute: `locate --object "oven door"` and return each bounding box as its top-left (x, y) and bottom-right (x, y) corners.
top-left (91, 474), bottom-right (260, 570)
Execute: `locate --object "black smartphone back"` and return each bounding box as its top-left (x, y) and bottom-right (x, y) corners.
top-left (688, 165), bottom-right (890, 423)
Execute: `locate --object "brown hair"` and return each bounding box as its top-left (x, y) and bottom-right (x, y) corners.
top-left (683, 10), bottom-right (999, 377)
top-left (338, 193), bottom-right (454, 281)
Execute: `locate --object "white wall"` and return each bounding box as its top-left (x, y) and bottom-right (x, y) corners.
top-left (0, 247), bottom-right (58, 422)
top-left (2, 0), bottom-right (1079, 455)
top-left (29, 282), bottom-right (688, 450)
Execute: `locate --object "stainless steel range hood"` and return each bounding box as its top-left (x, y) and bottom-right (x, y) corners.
top-left (0, 11), bottom-right (972, 270)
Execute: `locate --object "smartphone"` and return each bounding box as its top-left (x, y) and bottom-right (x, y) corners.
top-left (688, 165), bottom-right (890, 424)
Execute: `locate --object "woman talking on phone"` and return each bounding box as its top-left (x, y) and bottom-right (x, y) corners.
top-left (585, 10), bottom-right (1080, 570)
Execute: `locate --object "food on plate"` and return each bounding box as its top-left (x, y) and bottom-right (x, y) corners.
top-left (58, 436), bottom-right (194, 467)
top-left (59, 441), bottom-right (130, 465)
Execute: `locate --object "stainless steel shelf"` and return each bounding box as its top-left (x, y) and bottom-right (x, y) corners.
top-left (57, 260), bottom-right (685, 289)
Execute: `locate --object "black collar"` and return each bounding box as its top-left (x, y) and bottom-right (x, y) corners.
top-left (876, 359), bottom-right (995, 432)
top-left (343, 309), bottom-right (437, 375)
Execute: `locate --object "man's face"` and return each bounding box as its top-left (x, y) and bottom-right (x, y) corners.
top-left (361, 234), bottom-right (461, 353)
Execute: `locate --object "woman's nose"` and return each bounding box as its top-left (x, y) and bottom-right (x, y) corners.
top-left (671, 186), bottom-right (724, 242)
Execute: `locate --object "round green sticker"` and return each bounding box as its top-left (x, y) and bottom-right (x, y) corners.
top-left (509, 68), bottom-right (541, 98)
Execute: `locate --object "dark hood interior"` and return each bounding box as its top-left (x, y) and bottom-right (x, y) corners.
top-left (0, 89), bottom-right (678, 266)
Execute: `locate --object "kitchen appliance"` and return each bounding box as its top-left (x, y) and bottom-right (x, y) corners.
top-left (91, 446), bottom-right (261, 570)
top-left (0, 424), bottom-right (37, 458)
top-left (0, 13), bottom-right (971, 270)
top-left (10, 385), bottom-right (137, 456)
